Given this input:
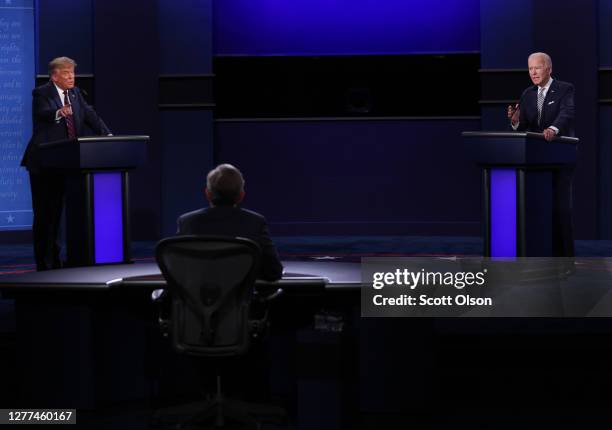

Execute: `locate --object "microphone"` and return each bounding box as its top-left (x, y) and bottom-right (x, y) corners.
top-left (65, 89), bottom-right (72, 106)
top-left (510, 90), bottom-right (527, 115)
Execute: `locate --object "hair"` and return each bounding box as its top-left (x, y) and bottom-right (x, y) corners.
top-left (528, 52), bottom-right (552, 69)
top-left (48, 57), bottom-right (77, 74)
top-left (206, 164), bottom-right (245, 206)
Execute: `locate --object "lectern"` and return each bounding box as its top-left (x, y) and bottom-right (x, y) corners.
top-left (39, 135), bottom-right (148, 266)
top-left (462, 132), bottom-right (578, 257)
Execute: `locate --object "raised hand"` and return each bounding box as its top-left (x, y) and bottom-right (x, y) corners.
top-left (507, 104), bottom-right (520, 125)
top-left (58, 105), bottom-right (73, 118)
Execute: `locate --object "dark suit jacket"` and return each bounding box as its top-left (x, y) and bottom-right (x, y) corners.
top-left (21, 81), bottom-right (111, 171)
top-left (516, 79), bottom-right (575, 137)
top-left (177, 206), bottom-right (284, 281)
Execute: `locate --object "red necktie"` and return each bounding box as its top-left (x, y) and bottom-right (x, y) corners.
top-left (63, 90), bottom-right (76, 139)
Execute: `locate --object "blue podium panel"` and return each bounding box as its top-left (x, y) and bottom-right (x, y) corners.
top-left (93, 172), bottom-right (124, 264)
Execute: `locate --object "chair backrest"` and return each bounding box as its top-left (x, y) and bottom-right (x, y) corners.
top-left (155, 235), bottom-right (261, 357)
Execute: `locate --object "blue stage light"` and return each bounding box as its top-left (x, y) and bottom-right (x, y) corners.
top-left (214, 0), bottom-right (480, 56)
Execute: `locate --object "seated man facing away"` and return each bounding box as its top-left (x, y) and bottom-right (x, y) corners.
top-left (177, 163), bottom-right (283, 281)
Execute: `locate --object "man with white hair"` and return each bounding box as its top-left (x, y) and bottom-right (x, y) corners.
top-left (177, 163), bottom-right (283, 281)
top-left (507, 52), bottom-right (575, 140)
top-left (507, 52), bottom-right (576, 258)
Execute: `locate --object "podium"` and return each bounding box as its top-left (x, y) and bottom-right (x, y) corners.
top-left (462, 132), bottom-right (578, 257)
top-left (39, 135), bottom-right (149, 267)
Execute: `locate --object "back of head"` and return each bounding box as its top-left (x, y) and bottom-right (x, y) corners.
top-left (207, 164), bottom-right (245, 207)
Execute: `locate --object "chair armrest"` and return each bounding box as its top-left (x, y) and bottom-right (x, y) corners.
top-left (151, 288), bottom-right (170, 337)
top-left (250, 283), bottom-right (283, 338)
top-left (254, 281), bottom-right (285, 303)
top-left (254, 287), bottom-right (284, 302)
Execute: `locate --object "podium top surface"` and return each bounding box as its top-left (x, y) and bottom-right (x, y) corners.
top-left (40, 135), bottom-right (150, 148)
top-left (461, 131), bottom-right (577, 166)
top-left (461, 131), bottom-right (579, 145)
top-left (38, 134), bottom-right (149, 170)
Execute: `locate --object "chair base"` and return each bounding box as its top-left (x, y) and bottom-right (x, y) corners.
top-left (151, 376), bottom-right (286, 429)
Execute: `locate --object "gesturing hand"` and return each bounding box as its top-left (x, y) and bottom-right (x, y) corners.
top-left (507, 104), bottom-right (520, 125)
top-left (58, 105), bottom-right (73, 118)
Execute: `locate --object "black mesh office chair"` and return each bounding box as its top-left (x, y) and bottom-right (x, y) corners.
top-left (153, 235), bottom-right (285, 429)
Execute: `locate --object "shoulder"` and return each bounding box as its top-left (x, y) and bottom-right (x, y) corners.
top-left (178, 208), bottom-right (208, 223)
top-left (71, 86), bottom-right (84, 97)
top-left (32, 82), bottom-right (55, 97)
top-left (238, 207), bottom-right (267, 223)
top-left (553, 80), bottom-right (574, 92)
top-left (521, 85), bottom-right (537, 97)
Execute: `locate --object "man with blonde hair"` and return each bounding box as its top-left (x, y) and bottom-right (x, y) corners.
top-left (21, 56), bottom-right (112, 270)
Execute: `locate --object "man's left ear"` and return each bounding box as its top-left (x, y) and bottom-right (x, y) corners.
top-left (236, 191), bottom-right (245, 204)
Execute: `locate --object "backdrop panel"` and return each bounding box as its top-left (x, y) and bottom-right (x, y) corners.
top-left (215, 119), bottom-right (481, 236)
top-left (0, 0), bottom-right (34, 231)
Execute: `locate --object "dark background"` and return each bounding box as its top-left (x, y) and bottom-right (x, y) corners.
top-left (3, 1), bottom-right (612, 426)
top-left (8, 0), bottom-right (610, 242)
